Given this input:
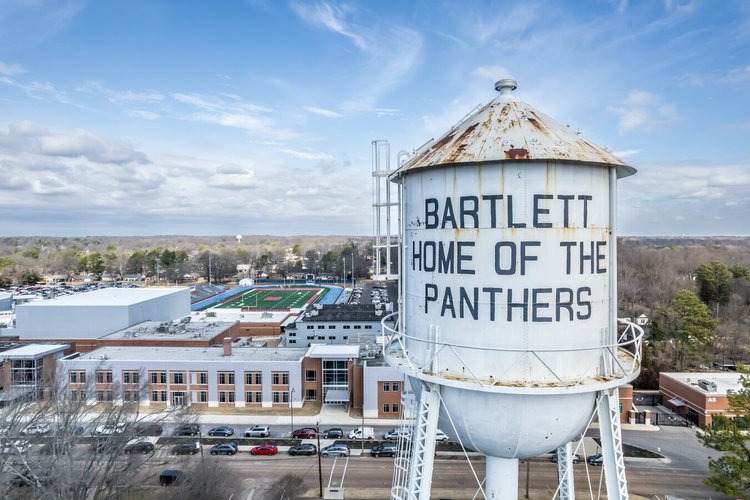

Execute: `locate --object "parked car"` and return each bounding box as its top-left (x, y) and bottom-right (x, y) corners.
top-left (20, 423), bottom-right (51, 436)
top-left (207, 426), bottom-right (234, 437)
top-left (159, 469), bottom-right (184, 486)
top-left (288, 443), bottom-right (317, 456)
top-left (210, 442), bottom-right (238, 455)
top-left (320, 443), bottom-right (351, 457)
top-left (173, 424), bottom-right (200, 436)
top-left (383, 427), bottom-right (412, 441)
top-left (291, 427), bottom-right (318, 439)
top-left (135, 423), bottom-right (163, 436)
top-left (370, 443), bottom-right (398, 457)
top-left (587, 453), bottom-right (604, 466)
top-left (95, 423), bottom-right (127, 435)
top-left (124, 441), bottom-right (155, 454)
top-left (244, 425), bottom-right (270, 438)
top-left (172, 442), bottom-right (201, 455)
top-left (322, 428), bottom-right (344, 439)
top-left (550, 453), bottom-right (581, 464)
top-left (348, 427), bottom-right (374, 440)
top-left (435, 429), bottom-right (449, 442)
top-left (250, 444), bottom-right (278, 456)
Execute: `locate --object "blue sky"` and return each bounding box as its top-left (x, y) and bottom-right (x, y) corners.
top-left (1, 0), bottom-right (748, 236)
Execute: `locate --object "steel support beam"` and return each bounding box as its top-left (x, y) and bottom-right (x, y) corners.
top-left (556, 441), bottom-right (576, 500)
top-left (598, 388), bottom-right (629, 500)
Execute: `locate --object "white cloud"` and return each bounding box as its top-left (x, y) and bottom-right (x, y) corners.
top-left (281, 148), bottom-right (335, 161)
top-left (78, 81), bottom-right (165, 103)
top-left (719, 65), bottom-right (750, 84)
top-left (304, 106), bottom-right (343, 118)
top-left (127, 110), bottom-right (160, 120)
top-left (290, 1), bottom-right (366, 49)
top-left (173, 92), bottom-right (296, 139)
top-left (612, 149), bottom-right (642, 159)
top-left (607, 89), bottom-right (678, 133)
top-left (0, 76), bottom-right (77, 105)
top-left (0, 61), bottom-right (25, 75)
top-left (474, 66), bottom-right (514, 81)
top-left (37, 129), bottom-right (149, 165)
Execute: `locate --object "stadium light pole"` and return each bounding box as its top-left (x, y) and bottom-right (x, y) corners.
top-left (342, 257), bottom-right (346, 285)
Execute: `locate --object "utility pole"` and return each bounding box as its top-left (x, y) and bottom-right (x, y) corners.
top-left (316, 420), bottom-right (323, 498)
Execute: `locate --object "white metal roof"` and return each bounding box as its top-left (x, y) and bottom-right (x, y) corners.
top-left (305, 344), bottom-right (360, 359)
top-left (69, 345), bottom-right (308, 363)
top-left (396, 79), bottom-right (635, 178)
top-left (20, 287), bottom-right (187, 307)
top-left (661, 372), bottom-right (742, 395)
top-left (0, 343), bottom-right (68, 359)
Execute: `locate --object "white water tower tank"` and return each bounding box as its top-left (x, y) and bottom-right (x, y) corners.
top-left (386, 79), bottom-right (641, 497)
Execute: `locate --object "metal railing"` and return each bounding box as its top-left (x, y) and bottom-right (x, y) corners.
top-left (381, 313), bottom-right (643, 390)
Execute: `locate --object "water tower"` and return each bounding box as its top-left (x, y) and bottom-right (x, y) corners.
top-left (382, 80), bottom-right (643, 499)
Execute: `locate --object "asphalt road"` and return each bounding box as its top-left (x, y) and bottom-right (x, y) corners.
top-left (152, 451), bottom-right (731, 499)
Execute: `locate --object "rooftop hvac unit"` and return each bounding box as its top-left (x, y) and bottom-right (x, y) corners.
top-left (375, 310), bottom-right (383, 316)
top-left (698, 379), bottom-right (717, 392)
top-left (206, 311), bottom-right (216, 317)
top-left (315, 304), bottom-right (323, 310)
top-left (311, 311), bottom-right (318, 316)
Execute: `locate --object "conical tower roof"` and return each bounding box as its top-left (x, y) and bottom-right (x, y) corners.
top-left (397, 79), bottom-right (635, 178)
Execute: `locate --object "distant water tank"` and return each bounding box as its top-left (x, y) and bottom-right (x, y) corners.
top-left (386, 79), bottom-right (641, 493)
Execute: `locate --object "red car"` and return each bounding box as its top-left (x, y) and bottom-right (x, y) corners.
top-left (250, 444), bottom-right (278, 456)
top-left (291, 428), bottom-right (318, 439)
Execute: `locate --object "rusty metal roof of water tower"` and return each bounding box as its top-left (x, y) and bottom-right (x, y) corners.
top-left (397, 79), bottom-right (636, 178)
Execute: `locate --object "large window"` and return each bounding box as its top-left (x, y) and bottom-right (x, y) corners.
top-left (305, 370), bottom-right (317, 382)
top-left (150, 371), bottom-right (166, 384)
top-left (122, 371), bottom-right (139, 384)
top-left (218, 372), bottom-right (235, 385)
top-left (11, 359), bottom-right (43, 390)
top-left (172, 372), bottom-right (184, 384)
top-left (245, 372), bottom-right (262, 385)
top-left (272, 372), bottom-right (289, 385)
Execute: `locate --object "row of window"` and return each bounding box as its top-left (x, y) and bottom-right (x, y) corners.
top-left (70, 388), bottom-right (320, 403)
top-left (383, 403), bottom-right (400, 414)
top-left (304, 335), bottom-right (349, 341)
top-left (70, 370), bottom-right (294, 387)
top-left (383, 381), bottom-right (400, 392)
top-left (305, 324), bottom-right (373, 330)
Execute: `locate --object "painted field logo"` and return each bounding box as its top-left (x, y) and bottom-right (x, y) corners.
top-left (264, 296), bottom-right (282, 301)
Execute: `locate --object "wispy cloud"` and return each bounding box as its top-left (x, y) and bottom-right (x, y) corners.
top-left (304, 106), bottom-right (343, 118)
top-left (292, 1), bottom-right (422, 114)
top-left (0, 76), bottom-right (78, 106)
top-left (281, 148), bottom-right (335, 161)
top-left (78, 81), bottom-right (165, 103)
top-left (719, 65), bottom-right (750, 84)
top-left (607, 89), bottom-right (678, 133)
top-left (127, 110), bottom-right (160, 120)
top-left (290, 1), bottom-right (366, 49)
top-left (612, 149), bottom-right (642, 159)
top-left (173, 92), bottom-right (296, 139)
top-left (0, 61), bottom-right (25, 75)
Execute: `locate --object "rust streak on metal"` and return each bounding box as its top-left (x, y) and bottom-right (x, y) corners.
top-left (504, 147), bottom-right (529, 160)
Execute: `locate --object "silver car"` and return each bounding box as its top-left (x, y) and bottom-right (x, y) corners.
top-left (320, 443), bottom-right (350, 457)
top-left (243, 425), bottom-right (270, 438)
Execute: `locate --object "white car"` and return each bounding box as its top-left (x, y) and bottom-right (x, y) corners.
top-left (21, 423), bottom-right (51, 436)
top-left (383, 427), bottom-right (412, 441)
top-left (435, 429), bottom-right (449, 442)
top-left (1, 439), bottom-right (31, 454)
top-left (95, 423), bottom-right (127, 435)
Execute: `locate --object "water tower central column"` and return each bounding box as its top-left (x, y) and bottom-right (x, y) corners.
top-left (485, 457), bottom-right (518, 499)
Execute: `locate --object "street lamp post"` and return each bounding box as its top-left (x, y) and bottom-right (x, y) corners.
top-left (316, 420), bottom-right (323, 498)
top-left (290, 388), bottom-right (295, 436)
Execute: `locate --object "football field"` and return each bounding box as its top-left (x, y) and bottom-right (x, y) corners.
top-left (213, 287), bottom-right (328, 310)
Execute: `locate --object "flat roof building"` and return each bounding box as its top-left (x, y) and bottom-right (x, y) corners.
top-left (660, 372), bottom-right (742, 426)
top-left (284, 303), bottom-right (392, 347)
top-left (14, 287), bottom-right (191, 340)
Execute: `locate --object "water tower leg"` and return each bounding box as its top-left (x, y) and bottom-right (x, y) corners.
top-left (406, 383), bottom-right (440, 500)
top-left (485, 456), bottom-right (518, 499)
top-left (556, 442), bottom-right (576, 500)
top-left (597, 388), bottom-right (629, 500)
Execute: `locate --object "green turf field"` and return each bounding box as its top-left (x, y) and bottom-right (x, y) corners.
top-left (213, 287), bottom-right (328, 310)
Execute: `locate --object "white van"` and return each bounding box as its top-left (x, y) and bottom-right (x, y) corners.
top-left (347, 427), bottom-right (375, 440)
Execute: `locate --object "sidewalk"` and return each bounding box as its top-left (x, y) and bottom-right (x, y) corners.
top-left (190, 404), bottom-right (406, 427)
